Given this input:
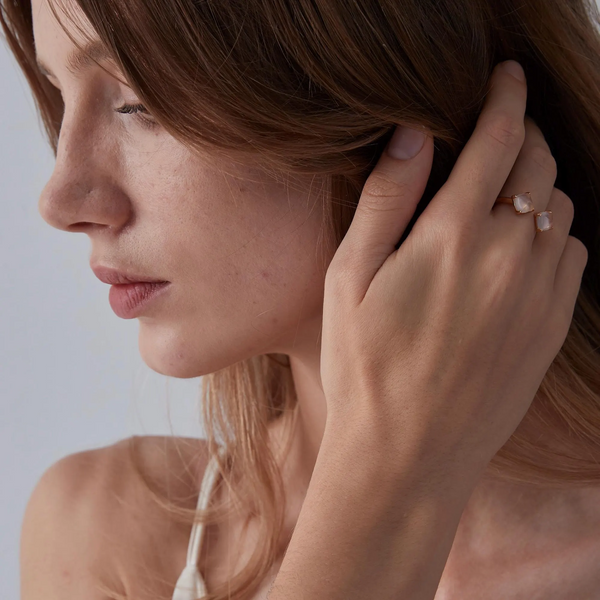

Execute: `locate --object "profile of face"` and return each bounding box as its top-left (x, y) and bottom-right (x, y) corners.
top-left (32, 0), bottom-right (336, 379)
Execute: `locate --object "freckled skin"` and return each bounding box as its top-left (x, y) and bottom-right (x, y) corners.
top-left (31, 0), bottom-right (336, 382)
top-left (30, 1), bottom-right (600, 596)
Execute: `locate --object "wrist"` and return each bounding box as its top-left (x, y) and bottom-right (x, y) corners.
top-left (270, 422), bottom-right (475, 600)
top-left (320, 411), bottom-right (483, 506)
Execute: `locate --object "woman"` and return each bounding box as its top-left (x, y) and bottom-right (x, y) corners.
top-left (3, 0), bottom-right (600, 598)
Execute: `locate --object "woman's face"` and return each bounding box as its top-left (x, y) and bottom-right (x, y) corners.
top-left (32, 0), bottom-right (335, 378)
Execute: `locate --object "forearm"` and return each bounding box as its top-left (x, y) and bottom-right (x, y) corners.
top-left (267, 424), bottom-right (478, 600)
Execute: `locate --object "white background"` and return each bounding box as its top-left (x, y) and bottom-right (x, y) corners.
top-left (0, 34), bottom-right (206, 599)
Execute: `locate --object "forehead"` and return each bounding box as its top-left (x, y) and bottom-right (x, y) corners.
top-left (32, 0), bottom-right (114, 81)
top-left (31, 0), bottom-right (96, 56)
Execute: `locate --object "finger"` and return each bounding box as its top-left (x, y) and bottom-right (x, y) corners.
top-left (493, 116), bottom-right (557, 244)
top-left (331, 125), bottom-right (434, 300)
top-left (553, 233), bottom-right (588, 328)
top-left (439, 61), bottom-right (527, 217)
top-left (533, 188), bottom-right (574, 279)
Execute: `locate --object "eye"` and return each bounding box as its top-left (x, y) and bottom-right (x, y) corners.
top-left (115, 102), bottom-right (157, 130)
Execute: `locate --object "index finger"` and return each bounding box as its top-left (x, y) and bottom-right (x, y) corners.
top-left (441, 60), bottom-right (527, 216)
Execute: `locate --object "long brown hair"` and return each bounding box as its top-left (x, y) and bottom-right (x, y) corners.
top-left (4, 0), bottom-right (600, 598)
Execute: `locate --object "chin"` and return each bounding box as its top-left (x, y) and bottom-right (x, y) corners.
top-left (136, 321), bottom-right (256, 380)
top-left (136, 326), bottom-right (206, 379)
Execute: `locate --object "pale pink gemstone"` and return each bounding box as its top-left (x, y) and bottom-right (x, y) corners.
top-left (535, 211), bottom-right (553, 231)
top-left (513, 192), bottom-right (534, 213)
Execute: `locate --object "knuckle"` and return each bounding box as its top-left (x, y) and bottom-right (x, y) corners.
top-left (569, 235), bottom-right (589, 265)
top-left (325, 256), bottom-right (357, 294)
top-left (444, 207), bottom-right (480, 243)
top-left (481, 112), bottom-right (525, 150)
top-left (564, 195), bottom-right (575, 223)
top-left (552, 188), bottom-right (574, 221)
top-left (439, 225), bottom-right (476, 268)
top-left (361, 170), bottom-right (406, 210)
top-left (427, 190), bottom-right (479, 240)
top-left (528, 145), bottom-right (557, 179)
top-left (440, 222), bottom-right (482, 274)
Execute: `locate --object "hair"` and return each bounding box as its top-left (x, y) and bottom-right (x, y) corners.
top-left (4, 0), bottom-right (600, 597)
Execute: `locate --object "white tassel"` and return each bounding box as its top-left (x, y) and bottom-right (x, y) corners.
top-left (172, 563), bottom-right (207, 600)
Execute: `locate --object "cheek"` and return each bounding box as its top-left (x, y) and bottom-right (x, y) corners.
top-left (137, 226), bottom-right (329, 379)
top-left (210, 211), bottom-right (330, 325)
top-left (171, 169), bottom-right (331, 320)
top-left (134, 152), bottom-right (335, 375)
top-left (236, 216), bottom-right (333, 352)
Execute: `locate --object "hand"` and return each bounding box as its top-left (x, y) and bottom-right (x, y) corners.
top-left (320, 60), bottom-right (588, 481)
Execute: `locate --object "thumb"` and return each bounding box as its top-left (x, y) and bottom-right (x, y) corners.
top-left (333, 124), bottom-right (434, 295)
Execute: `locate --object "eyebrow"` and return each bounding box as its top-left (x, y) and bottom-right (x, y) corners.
top-left (36, 39), bottom-right (115, 79)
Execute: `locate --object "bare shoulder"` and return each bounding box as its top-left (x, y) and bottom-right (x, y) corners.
top-left (118, 434), bottom-right (212, 500)
top-left (21, 436), bottom-right (211, 600)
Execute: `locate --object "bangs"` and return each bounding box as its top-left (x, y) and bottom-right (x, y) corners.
top-left (33, 0), bottom-right (423, 180)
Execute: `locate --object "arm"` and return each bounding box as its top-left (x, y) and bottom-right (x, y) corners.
top-left (269, 59), bottom-right (584, 599)
top-left (267, 423), bottom-right (480, 600)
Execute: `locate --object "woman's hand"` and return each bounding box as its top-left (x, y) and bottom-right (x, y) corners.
top-left (270, 60), bottom-right (589, 600)
top-left (320, 59), bottom-right (588, 481)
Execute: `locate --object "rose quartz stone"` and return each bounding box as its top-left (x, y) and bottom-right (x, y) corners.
top-left (535, 211), bottom-right (553, 231)
top-left (513, 192), bottom-right (534, 213)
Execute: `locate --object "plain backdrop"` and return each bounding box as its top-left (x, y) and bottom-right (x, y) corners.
top-left (0, 32), bottom-right (207, 599)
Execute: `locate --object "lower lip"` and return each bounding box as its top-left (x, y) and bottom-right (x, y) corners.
top-left (108, 282), bottom-right (171, 318)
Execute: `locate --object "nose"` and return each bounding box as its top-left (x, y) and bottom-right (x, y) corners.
top-left (38, 106), bottom-right (130, 234)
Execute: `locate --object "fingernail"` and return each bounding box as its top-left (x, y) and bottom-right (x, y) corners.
top-left (387, 125), bottom-right (427, 160)
top-left (501, 60), bottom-right (525, 82)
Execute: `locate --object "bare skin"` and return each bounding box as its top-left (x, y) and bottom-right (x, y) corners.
top-left (112, 434), bottom-right (600, 600)
top-left (23, 0), bottom-right (600, 598)
top-left (83, 434), bottom-right (600, 600)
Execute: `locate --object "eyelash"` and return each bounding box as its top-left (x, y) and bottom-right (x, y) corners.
top-left (115, 103), bottom-right (157, 130)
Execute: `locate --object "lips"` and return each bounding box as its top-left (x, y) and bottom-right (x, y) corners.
top-left (91, 264), bottom-right (169, 285)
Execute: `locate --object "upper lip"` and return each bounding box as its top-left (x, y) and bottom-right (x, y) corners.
top-left (91, 264), bottom-right (169, 285)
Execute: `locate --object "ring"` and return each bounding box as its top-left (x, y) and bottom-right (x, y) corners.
top-left (495, 192), bottom-right (554, 233)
